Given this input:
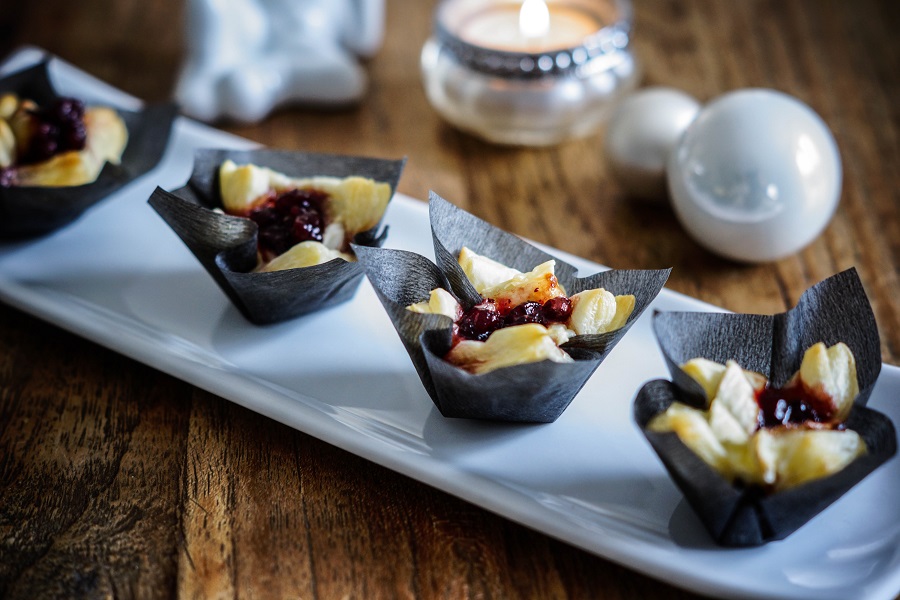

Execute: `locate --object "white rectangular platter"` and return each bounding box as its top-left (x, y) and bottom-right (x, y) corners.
top-left (2, 48), bottom-right (899, 600)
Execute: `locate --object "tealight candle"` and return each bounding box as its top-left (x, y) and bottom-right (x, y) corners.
top-left (457, 1), bottom-right (597, 52)
top-left (421, 0), bottom-right (638, 146)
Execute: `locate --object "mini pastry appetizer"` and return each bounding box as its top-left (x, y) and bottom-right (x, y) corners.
top-left (635, 269), bottom-right (896, 546)
top-left (649, 343), bottom-right (865, 491)
top-left (356, 192), bottom-right (670, 422)
top-left (217, 160), bottom-right (391, 272)
top-left (407, 247), bottom-right (635, 374)
top-left (0, 59), bottom-right (176, 238)
top-left (148, 148), bottom-right (404, 324)
top-left (0, 93), bottom-right (127, 187)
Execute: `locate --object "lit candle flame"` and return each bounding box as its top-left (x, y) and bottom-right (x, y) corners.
top-left (519, 0), bottom-right (550, 38)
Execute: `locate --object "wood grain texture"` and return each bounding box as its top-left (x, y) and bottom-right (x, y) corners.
top-left (1, 0), bottom-right (898, 598)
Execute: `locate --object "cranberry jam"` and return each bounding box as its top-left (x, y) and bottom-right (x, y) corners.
top-left (0, 167), bottom-right (16, 187)
top-left (245, 188), bottom-right (330, 260)
top-left (0, 98), bottom-right (88, 188)
top-left (455, 296), bottom-right (573, 342)
top-left (22, 98), bottom-right (88, 164)
top-left (756, 383), bottom-right (835, 428)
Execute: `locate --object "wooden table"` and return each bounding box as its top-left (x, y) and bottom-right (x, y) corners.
top-left (2, 0), bottom-right (898, 598)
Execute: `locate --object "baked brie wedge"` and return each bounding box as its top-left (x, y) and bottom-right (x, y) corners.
top-left (218, 160), bottom-right (391, 271)
top-left (0, 94), bottom-right (127, 187)
top-left (408, 247), bottom-right (636, 374)
top-left (649, 342), bottom-right (866, 491)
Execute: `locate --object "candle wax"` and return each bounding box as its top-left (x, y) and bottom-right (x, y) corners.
top-left (456, 4), bottom-right (601, 53)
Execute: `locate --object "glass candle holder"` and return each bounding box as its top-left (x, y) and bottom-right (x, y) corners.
top-left (421, 0), bottom-right (639, 146)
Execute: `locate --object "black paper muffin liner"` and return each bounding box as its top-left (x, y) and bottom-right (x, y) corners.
top-left (634, 268), bottom-right (898, 546)
top-left (355, 192), bottom-right (671, 422)
top-left (0, 60), bottom-right (177, 237)
top-left (148, 148), bottom-right (405, 325)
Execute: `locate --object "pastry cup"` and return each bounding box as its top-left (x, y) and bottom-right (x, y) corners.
top-left (634, 268), bottom-right (898, 546)
top-left (355, 192), bottom-right (671, 423)
top-left (0, 60), bottom-right (177, 237)
top-left (148, 148), bottom-right (405, 325)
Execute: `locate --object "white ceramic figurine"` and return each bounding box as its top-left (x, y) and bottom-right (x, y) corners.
top-left (175, 0), bottom-right (385, 122)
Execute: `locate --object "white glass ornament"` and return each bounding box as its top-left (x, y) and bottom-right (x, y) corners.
top-left (667, 89), bottom-right (841, 262)
top-left (604, 87), bottom-right (700, 200)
